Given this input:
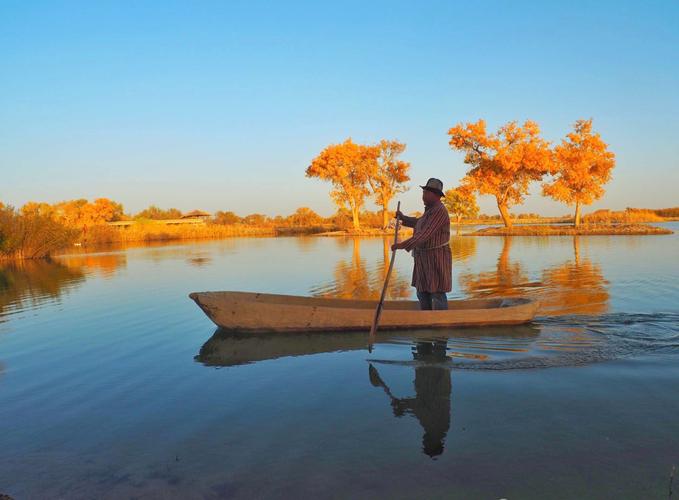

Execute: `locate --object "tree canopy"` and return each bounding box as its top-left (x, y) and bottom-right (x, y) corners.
top-left (306, 138), bottom-right (378, 230)
top-left (542, 119), bottom-right (615, 226)
top-left (444, 184), bottom-right (479, 226)
top-left (368, 140), bottom-right (410, 228)
top-left (448, 119), bottom-right (552, 227)
top-left (135, 205), bottom-right (182, 220)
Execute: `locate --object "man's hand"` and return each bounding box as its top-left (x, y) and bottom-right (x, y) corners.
top-left (395, 209), bottom-right (404, 220)
top-left (391, 241), bottom-right (406, 252)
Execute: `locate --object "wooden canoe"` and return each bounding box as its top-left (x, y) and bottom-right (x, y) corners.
top-left (188, 291), bottom-right (539, 333)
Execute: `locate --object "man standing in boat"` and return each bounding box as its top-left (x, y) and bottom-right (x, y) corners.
top-left (392, 178), bottom-right (452, 310)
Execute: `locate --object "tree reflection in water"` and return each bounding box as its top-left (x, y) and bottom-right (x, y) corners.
top-left (311, 238), bottom-right (410, 300)
top-left (538, 236), bottom-right (609, 315)
top-left (0, 252), bottom-right (128, 320)
top-left (369, 341), bottom-right (451, 458)
top-left (0, 259), bottom-right (86, 319)
top-left (459, 236), bottom-right (538, 298)
top-left (59, 252), bottom-right (127, 278)
top-left (450, 235), bottom-right (477, 264)
top-left (311, 236), bottom-right (479, 300)
top-left (460, 236), bottom-right (609, 316)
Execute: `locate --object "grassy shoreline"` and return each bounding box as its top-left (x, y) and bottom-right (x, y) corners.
top-left (2, 214), bottom-right (677, 262)
top-left (314, 227), bottom-right (414, 237)
top-left (468, 223), bottom-right (673, 236)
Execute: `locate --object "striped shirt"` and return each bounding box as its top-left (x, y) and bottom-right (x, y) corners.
top-left (400, 201), bottom-right (452, 293)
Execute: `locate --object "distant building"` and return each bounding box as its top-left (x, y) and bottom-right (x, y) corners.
top-left (181, 210), bottom-right (211, 219)
top-left (109, 209), bottom-right (212, 227)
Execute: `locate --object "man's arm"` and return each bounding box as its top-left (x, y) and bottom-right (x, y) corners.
top-left (399, 206), bottom-right (448, 251)
top-left (397, 210), bottom-right (418, 228)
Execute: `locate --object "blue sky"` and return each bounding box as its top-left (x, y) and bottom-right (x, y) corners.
top-left (2, 0), bottom-right (678, 216)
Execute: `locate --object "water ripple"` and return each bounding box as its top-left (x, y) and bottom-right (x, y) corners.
top-left (438, 312), bottom-right (679, 370)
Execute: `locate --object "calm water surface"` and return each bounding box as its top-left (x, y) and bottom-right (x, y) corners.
top-left (1, 224), bottom-right (679, 499)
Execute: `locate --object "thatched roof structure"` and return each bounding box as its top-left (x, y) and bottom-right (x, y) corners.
top-left (181, 209), bottom-right (211, 219)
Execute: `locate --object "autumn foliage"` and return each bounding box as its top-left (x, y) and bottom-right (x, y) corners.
top-left (0, 205), bottom-right (77, 260)
top-left (444, 184), bottom-right (479, 227)
top-left (448, 119), bottom-right (552, 228)
top-left (369, 140), bottom-right (411, 228)
top-left (542, 119), bottom-right (615, 226)
top-left (306, 138), bottom-right (410, 230)
top-left (22, 198), bottom-right (125, 229)
top-left (306, 139), bottom-right (374, 230)
top-left (135, 205), bottom-right (183, 220)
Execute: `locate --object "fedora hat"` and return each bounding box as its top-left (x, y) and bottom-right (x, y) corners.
top-left (420, 178), bottom-right (445, 197)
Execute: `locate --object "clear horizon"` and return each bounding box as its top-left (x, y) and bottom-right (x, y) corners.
top-left (2, 1), bottom-right (678, 217)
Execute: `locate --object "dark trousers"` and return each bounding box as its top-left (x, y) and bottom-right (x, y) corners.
top-left (416, 291), bottom-right (448, 311)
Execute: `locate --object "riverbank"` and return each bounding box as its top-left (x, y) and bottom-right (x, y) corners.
top-left (469, 223), bottom-right (673, 236)
top-left (314, 227), bottom-right (413, 237)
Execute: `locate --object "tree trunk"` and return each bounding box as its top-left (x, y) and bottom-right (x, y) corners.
top-left (381, 208), bottom-right (389, 230)
top-left (351, 204), bottom-right (360, 230)
top-left (456, 215), bottom-right (462, 235)
top-left (497, 198), bottom-right (512, 228)
top-left (380, 192), bottom-right (392, 230)
top-left (574, 201), bottom-right (582, 227)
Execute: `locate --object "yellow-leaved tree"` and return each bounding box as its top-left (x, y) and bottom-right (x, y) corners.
top-left (448, 119), bottom-right (552, 227)
top-left (287, 207), bottom-right (322, 226)
top-left (23, 198), bottom-right (124, 228)
top-left (367, 140), bottom-right (410, 229)
top-left (542, 119), bottom-right (615, 226)
top-left (21, 202), bottom-right (56, 218)
top-left (306, 139), bottom-right (377, 230)
top-left (444, 184), bottom-right (479, 228)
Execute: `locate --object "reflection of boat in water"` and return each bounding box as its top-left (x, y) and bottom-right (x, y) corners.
top-left (196, 327), bottom-right (540, 457)
top-left (197, 330), bottom-right (369, 366)
top-left (189, 291), bottom-right (539, 333)
top-left (195, 325), bottom-right (540, 367)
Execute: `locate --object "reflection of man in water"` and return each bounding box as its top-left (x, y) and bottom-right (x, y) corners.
top-left (392, 178), bottom-right (452, 311)
top-left (369, 341), bottom-right (451, 458)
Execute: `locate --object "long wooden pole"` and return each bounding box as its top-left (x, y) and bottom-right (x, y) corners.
top-left (368, 201), bottom-right (401, 351)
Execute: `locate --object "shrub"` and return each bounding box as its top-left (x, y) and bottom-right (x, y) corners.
top-left (0, 206), bottom-right (77, 259)
top-left (213, 211), bottom-right (242, 225)
top-left (81, 221), bottom-right (275, 245)
top-left (653, 207), bottom-right (679, 218)
top-left (583, 208), bottom-right (664, 224)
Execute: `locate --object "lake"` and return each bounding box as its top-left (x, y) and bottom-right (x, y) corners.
top-left (1, 223), bottom-right (678, 499)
